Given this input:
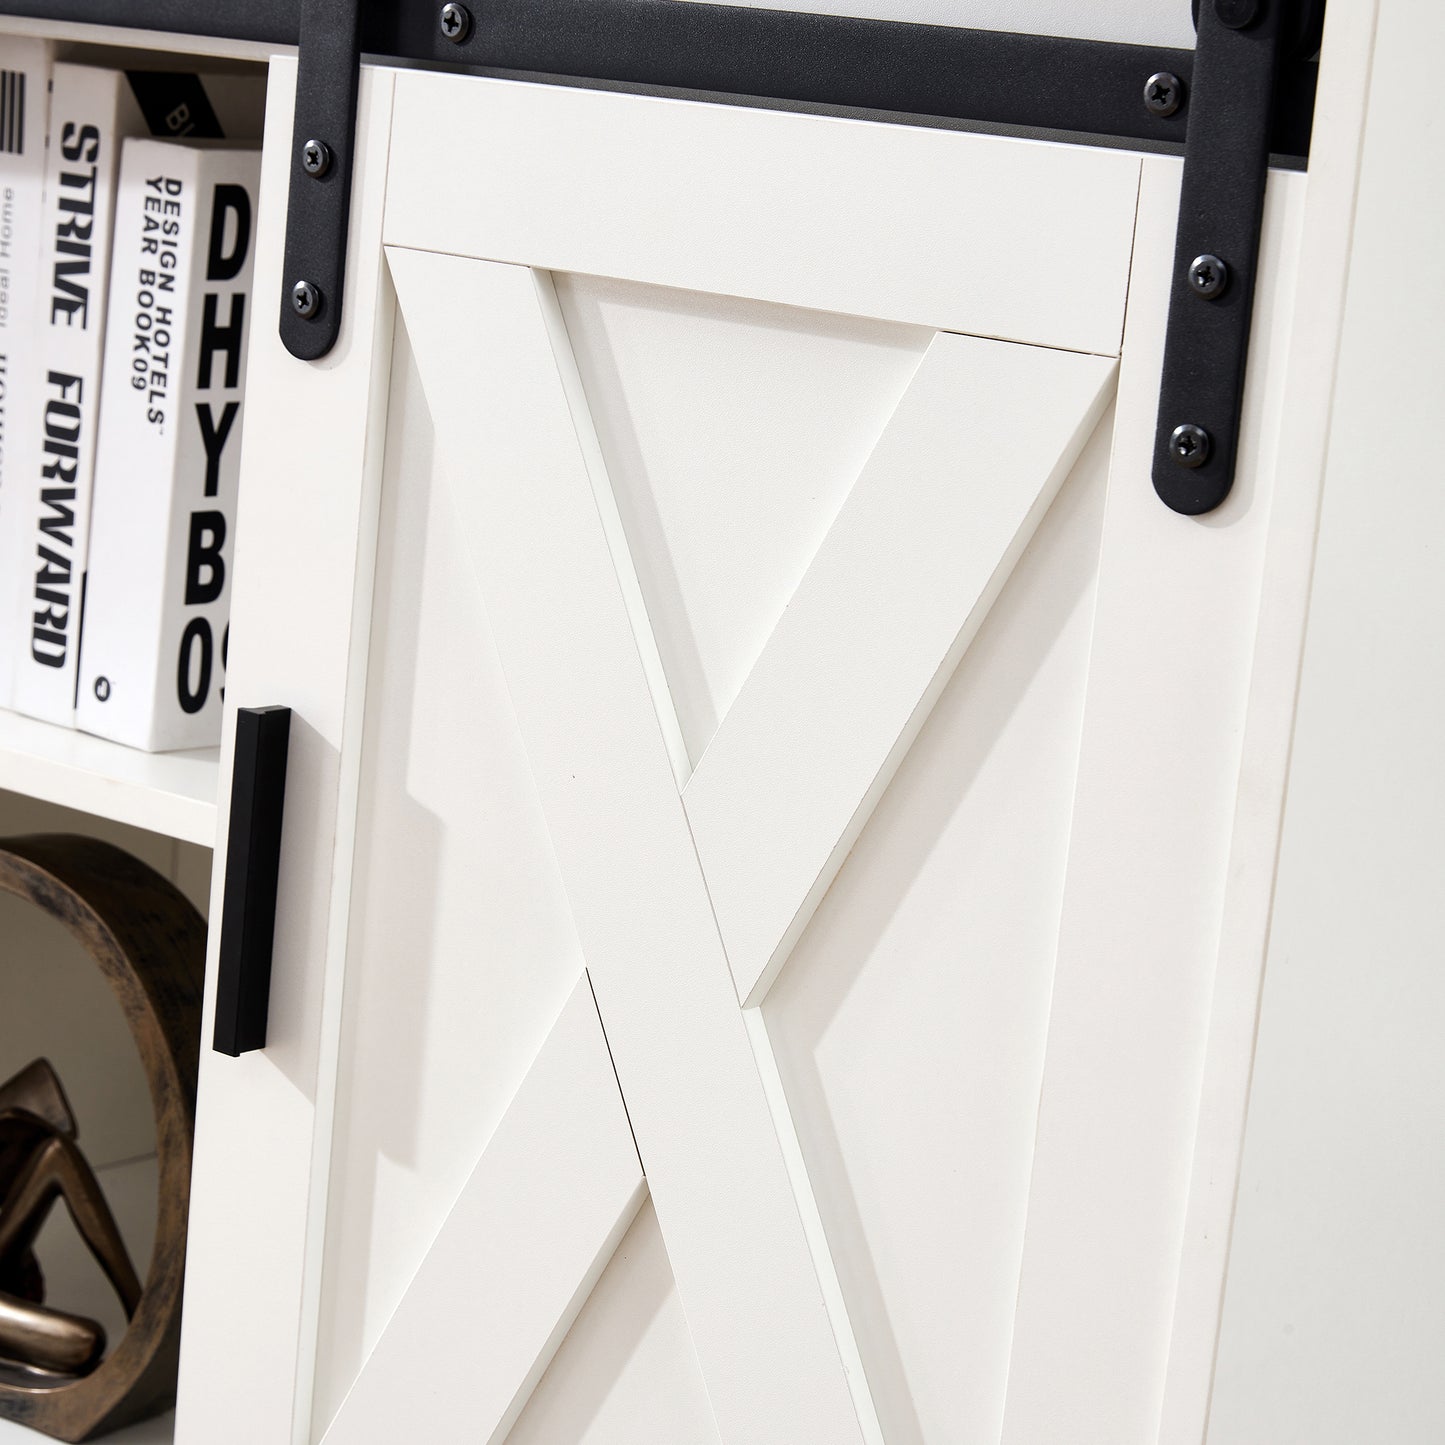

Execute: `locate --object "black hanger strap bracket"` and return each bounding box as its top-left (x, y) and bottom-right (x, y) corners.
top-left (1152, 0), bottom-right (1324, 514)
top-left (277, 0), bottom-right (361, 361)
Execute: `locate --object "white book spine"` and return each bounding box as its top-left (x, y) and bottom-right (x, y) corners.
top-left (0, 40), bottom-right (52, 709)
top-left (12, 64), bottom-right (145, 726)
top-left (77, 141), bottom-right (259, 751)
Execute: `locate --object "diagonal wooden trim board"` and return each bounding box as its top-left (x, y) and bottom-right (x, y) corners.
top-left (389, 245), bottom-right (874, 1444)
top-left (539, 273), bottom-right (694, 792)
top-left (684, 334), bottom-right (1117, 1005)
top-left (321, 975), bottom-right (645, 1445)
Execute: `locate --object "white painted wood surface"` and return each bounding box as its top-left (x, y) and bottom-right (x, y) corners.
top-left (1158, 3), bottom-right (1382, 1438)
top-left (998, 156), bottom-right (1305, 1445)
top-left (295, 71), bottom-right (1310, 1442)
top-left (176, 59), bottom-right (398, 1445)
top-left (506, 1198), bottom-right (720, 1445)
top-left (384, 71), bottom-right (1140, 355)
top-left (156, 40), bottom-right (1387, 1445)
top-left (306, 307), bottom-right (590, 1437)
top-left (763, 407), bottom-right (1113, 1443)
top-left (552, 275), bottom-right (931, 772)
top-left (1207, 2), bottom-right (1445, 1439)
top-left (684, 334), bottom-right (1115, 1003)
top-left (0, 5), bottom-right (1410, 1440)
top-left (388, 249), bottom-right (869, 1444)
top-left (0, 709), bottom-right (216, 845)
top-left (322, 978), bottom-right (645, 1445)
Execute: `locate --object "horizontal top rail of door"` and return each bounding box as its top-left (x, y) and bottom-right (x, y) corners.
top-left (0, 0), bottom-right (1318, 161)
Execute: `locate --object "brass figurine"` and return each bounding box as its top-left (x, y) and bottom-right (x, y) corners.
top-left (0, 1060), bottom-right (144, 1379)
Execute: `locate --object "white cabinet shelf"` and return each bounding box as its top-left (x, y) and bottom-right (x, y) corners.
top-left (0, 708), bottom-right (217, 847)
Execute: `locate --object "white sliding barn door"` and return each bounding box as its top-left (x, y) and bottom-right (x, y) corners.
top-left (213, 62), bottom-right (1316, 1445)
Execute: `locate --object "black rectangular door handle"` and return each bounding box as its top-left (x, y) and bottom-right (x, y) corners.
top-left (213, 706), bottom-right (292, 1056)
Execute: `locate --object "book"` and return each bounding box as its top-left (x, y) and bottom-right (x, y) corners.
top-left (75, 140), bottom-right (260, 751)
top-left (10, 63), bottom-right (264, 729)
top-left (0, 39), bottom-right (53, 709)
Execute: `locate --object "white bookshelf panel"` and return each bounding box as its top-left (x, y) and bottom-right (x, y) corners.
top-left (0, 709), bottom-right (217, 847)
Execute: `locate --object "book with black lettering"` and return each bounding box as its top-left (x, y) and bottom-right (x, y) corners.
top-left (0, 38), bottom-right (53, 709)
top-left (76, 139), bottom-right (259, 751)
top-left (11, 62), bottom-right (264, 728)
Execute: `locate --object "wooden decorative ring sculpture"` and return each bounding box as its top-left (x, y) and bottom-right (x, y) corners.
top-left (0, 836), bottom-right (205, 1442)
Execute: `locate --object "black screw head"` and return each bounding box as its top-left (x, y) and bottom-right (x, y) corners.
top-left (1188, 253), bottom-right (1229, 299)
top-left (291, 280), bottom-right (321, 320)
top-left (1144, 72), bottom-right (1183, 118)
top-left (1170, 424), bottom-right (1212, 469)
top-left (439, 2), bottom-right (472, 41)
top-left (301, 138), bottom-right (331, 177)
top-left (1214, 0), bottom-right (1263, 29)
